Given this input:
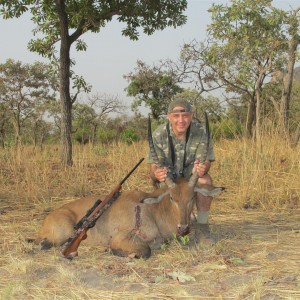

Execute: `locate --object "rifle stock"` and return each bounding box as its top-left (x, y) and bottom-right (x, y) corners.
top-left (61, 228), bottom-right (88, 258)
top-left (61, 158), bottom-right (144, 259)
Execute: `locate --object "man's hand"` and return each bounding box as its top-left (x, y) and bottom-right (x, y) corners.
top-left (150, 165), bottom-right (168, 182)
top-left (193, 160), bottom-right (211, 177)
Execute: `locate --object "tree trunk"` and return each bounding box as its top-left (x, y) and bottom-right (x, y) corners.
top-left (13, 120), bottom-right (21, 148)
top-left (291, 122), bottom-right (300, 148)
top-left (40, 130), bottom-right (46, 152)
top-left (245, 95), bottom-right (256, 138)
top-left (254, 71), bottom-right (266, 149)
top-left (56, 0), bottom-right (73, 167)
top-left (92, 124), bottom-right (97, 145)
top-left (33, 121), bottom-right (38, 148)
top-left (255, 85), bottom-right (262, 148)
top-left (59, 74), bottom-right (73, 167)
top-left (0, 128), bottom-right (4, 148)
top-left (280, 31), bottom-right (299, 138)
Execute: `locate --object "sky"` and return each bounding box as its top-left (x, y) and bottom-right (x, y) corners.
top-left (1, 0), bottom-right (299, 115)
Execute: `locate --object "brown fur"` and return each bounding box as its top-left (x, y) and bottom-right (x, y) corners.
top-left (36, 179), bottom-right (223, 258)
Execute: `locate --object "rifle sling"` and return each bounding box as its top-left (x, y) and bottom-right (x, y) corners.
top-left (166, 122), bottom-right (190, 177)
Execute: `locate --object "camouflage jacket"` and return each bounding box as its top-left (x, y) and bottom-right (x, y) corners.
top-left (148, 119), bottom-right (215, 179)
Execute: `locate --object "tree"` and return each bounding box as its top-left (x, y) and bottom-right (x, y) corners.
top-left (125, 60), bottom-right (183, 119)
top-left (279, 7), bottom-right (300, 139)
top-left (0, 103), bottom-right (13, 147)
top-left (176, 88), bottom-right (225, 121)
top-left (73, 93), bottom-right (125, 144)
top-left (165, 40), bottom-right (225, 97)
top-left (72, 102), bottom-right (95, 144)
top-left (87, 93), bottom-right (125, 144)
top-left (0, 59), bottom-right (57, 146)
top-left (31, 118), bottom-right (52, 150)
top-left (268, 68), bottom-right (300, 146)
top-left (0, 0), bottom-right (187, 166)
top-left (206, 0), bottom-right (288, 141)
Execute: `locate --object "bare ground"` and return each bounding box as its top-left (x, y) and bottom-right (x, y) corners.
top-left (0, 197), bottom-right (299, 300)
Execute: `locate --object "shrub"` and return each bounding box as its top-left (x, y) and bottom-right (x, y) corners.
top-left (120, 128), bottom-right (140, 144)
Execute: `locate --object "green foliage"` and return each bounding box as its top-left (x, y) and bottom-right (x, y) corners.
top-left (72, 103), bottom-right (96, 142)
top-left (160, 242), bottom-right (168, 251)
top-left (171, 232), bottom-right (190, 246)
top-left (206, 0), bottom-right (287, 94)
top-left (199, 0), bottom-right (300, 138)
top-left (0, 59), bottom-right (57, 146)
top-left (97, 128), bottom-right (118, 144)
top-left (75, 39), bottom-right (87, 52)
top-left (176, 89), bottom-right (225, 121)
top-left (178, 235), bottom-right (190, 246)
top-left (125, 60), bottom-right (183, 119)
top-left (120, 128), bottom-right (140, 145)
top-left (290, 80), bottom-right (300, 131)
top-left (118, 113), bottom-right (148, 140)
top-left (73, 127), bottom-right (90, 144)
top-left (211, 118), bottom-right (243, 140)
top-left (260, 76), bottom-right (300, 132)
top-left (71, 74), bottom-right (92, 96)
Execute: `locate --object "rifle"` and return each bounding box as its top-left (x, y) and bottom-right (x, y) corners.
top-left (61, 157), bottom-right (144, 259)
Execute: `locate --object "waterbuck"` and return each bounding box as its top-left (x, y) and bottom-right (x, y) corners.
top-left (35, 116), bottom-right (224, 259)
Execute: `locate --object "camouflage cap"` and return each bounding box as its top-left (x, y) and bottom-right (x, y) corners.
top-left (168, 98), bottom-right (193, 113)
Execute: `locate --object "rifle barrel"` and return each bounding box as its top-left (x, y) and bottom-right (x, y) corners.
top-left (120, 158), bottom-right (144, 185)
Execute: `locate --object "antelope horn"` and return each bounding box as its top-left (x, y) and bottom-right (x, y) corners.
top-left (188, 111), bottom-right (210, 187)
top-left (201, 111), bottom-right (210, 164)
top-left (148, 115), bottom-right (159, 166)
top-left (148, 115), bottom-right (175, 188)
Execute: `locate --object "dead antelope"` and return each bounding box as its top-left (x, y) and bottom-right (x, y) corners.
top-left (35, 116), bottom-right (224, 258)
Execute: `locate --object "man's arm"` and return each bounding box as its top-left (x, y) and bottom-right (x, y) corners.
top-left (148, 124), bottom-right (169, 183)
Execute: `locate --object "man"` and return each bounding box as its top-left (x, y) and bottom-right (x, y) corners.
top-left (148, 98), bottom-right (215, 240)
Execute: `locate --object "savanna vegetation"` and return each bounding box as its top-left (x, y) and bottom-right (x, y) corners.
top-left (0, 137), bottom-right (299, 299)
top-left (0, 0), bottom-right (300, 299)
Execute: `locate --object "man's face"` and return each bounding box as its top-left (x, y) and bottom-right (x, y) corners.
top-left (168, 106), bottom-right (193, 136)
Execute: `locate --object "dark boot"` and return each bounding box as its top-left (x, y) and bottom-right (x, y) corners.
top-left (194, 224), bottom-right (215, 246)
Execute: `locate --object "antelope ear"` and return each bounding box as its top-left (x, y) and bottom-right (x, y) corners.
top-left (194, 186), bottom-right (225, 197)
top-left (140, 191), bottom-right (170, 204)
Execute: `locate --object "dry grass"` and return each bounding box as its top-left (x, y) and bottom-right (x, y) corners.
top-left (0, 137), bottom-right (300, 299)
